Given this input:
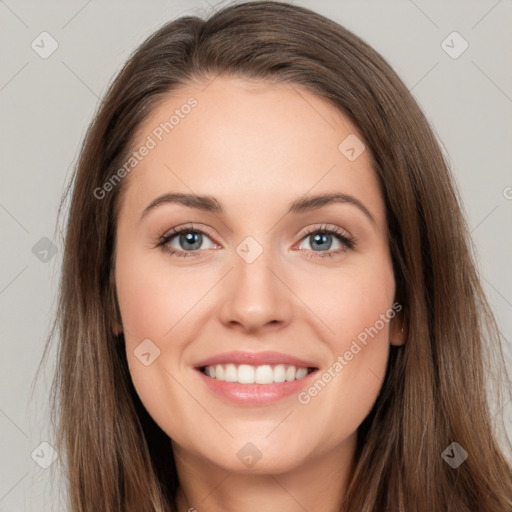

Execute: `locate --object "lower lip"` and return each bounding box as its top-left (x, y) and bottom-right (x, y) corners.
top-left (195, 368), bottom-right (318, 406)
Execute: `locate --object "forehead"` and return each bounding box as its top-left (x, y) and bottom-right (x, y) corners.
top-left (119, 75), bottom-right (385, 226)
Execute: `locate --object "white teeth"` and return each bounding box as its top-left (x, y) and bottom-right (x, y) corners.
top-left (202, 364), bottom-right (312, 384)
top-left (285, 365), bottom-right (296, 382)
top-left (237, 364), bottom-right (254, 384)
top-left (255, 365), bottom-right (274, 384)
top-left (224, 364), bottom-right (237, 382)
top-left (273, 364), bottom-right (286, 383)
top-left (295, 367), bottom-right (308, 379)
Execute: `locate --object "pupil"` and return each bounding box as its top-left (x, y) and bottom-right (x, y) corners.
top-left (181, 232), bottom-right (202, 250)
top-left (312, 233), bottom-right (331, 251)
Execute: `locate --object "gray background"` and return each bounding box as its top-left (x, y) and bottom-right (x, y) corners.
top-left (1, 0), bottom-right (511, 509)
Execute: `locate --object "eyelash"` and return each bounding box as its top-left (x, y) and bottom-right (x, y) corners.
top-left (156, 223), bottom-right (356, 260)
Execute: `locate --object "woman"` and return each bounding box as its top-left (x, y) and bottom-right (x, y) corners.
top-left (42, 1), bottom-right (512, 510)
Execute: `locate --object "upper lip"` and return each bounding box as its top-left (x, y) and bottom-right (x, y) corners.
top-left (194, 351), bottom-right (318, 369)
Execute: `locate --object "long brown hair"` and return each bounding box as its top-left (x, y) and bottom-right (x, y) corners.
top-left (39, 1), bottom-right (512, 510)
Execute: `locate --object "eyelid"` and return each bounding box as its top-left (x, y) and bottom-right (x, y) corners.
top-left (158, 223), bottom-right (219, 244)
top-left (297, 223), bottom-right (351, 241)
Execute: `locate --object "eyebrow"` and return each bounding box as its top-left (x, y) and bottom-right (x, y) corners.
top-left (139, 192), bottom-right (376, 224)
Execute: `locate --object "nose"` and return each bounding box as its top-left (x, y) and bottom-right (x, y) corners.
top-left (218, 240), bottom-right (293, 334)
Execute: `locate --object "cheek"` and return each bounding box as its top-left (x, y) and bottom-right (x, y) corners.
top-left (115, 247), bottom-right (202, 340)
top-left (297, 250), bottom-right (395, 347)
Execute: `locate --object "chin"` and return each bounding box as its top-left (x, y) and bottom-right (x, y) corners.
top-left (191, 438), bottom-right (314, 475)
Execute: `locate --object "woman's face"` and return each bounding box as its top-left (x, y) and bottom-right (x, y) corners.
top-left (114, 75), bottom-right (401, 474)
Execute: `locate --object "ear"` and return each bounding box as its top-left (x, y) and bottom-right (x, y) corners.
top-left (389, 313), bottom-right (406, 347)
top-left (112, 318), bottom-right (123, 335)
top-left (110, 299), bottom-right (123, 335)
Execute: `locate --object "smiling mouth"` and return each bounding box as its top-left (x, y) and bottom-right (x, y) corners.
top-left (198, 364), bottom-right (317, 384)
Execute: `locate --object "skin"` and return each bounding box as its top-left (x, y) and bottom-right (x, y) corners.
top-left (114, 75), bottom-right (404, 512)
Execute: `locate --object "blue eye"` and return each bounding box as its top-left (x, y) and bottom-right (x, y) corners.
top-left (158, 225), bottom-right (217, 258)
top-left (173, 231), bottom-right (206, 251)
top-left (157, 223), bottom-right (355, 259)
top-left (298, 225), bottom-right (355, 259)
